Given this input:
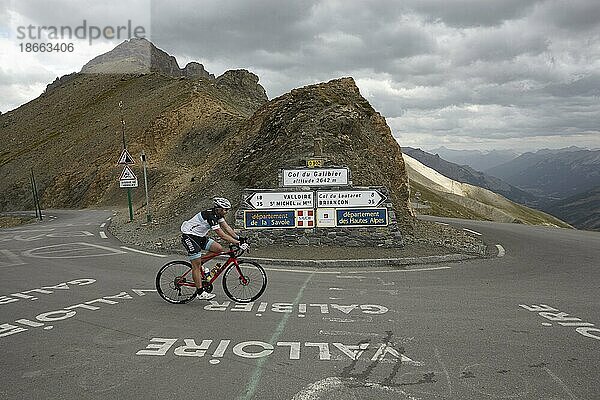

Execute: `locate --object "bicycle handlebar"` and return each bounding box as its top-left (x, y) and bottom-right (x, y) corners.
top-left (228, 243), bottom-right (248, 257)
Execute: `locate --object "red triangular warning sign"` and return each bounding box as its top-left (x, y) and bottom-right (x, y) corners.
top-left (117, 149), bottom-right (135, 165)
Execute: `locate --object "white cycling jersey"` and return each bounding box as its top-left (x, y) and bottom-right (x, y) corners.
top-left (181, 209), bottom-right (225, 237)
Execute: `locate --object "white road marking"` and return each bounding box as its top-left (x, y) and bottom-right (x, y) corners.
top-left (463, 228), bottom-right (482, 236)
top-left (22, 243), bottom-right (126, 258)
top-left (131, 289), bottom-right (157, 296)
top-left (496, 244), bottom-right (506, 257)
top-left (435, 222), bottom-right (449, 226)
top-left (120, 246), bottom-right (167, 258)
top-left (100, 223), bottom-right (106, 228)
top-left (264, 265), bottom-right (451, 274)
top-left (318, 330), bottom-right (384, 337)
top-left (99, 231), bottom-right (108, 239)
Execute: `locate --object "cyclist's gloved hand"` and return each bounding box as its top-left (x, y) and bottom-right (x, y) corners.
top-left (238, 236), bottom-right (247, 244)
top-left (239, 242), bottom-right (250, 251)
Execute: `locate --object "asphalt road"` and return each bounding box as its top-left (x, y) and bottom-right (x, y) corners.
top-left (1, 210), bottom-right (598, 399)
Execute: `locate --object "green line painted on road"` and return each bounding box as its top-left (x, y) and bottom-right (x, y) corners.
top-left (237, 272), bottom-right (314, 400)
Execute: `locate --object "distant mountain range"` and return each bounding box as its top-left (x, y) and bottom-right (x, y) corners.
top-left (427, 146), bottom-right (518, 172)
top-left (402, 154), bottom-right (571, 228)
top-left (545, 186), bottom-right (600, 231)
top-left (404, 146), bottom-right (599, 231)
top-left (403, 147), bottom-right (540, 206)
top-left (487, 147), bottom-right (600, 200)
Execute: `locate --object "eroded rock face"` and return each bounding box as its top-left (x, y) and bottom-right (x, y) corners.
top-left (203, 77), bottom-right (414, 229)
top-left (216, 69), bottom-right (269, 111)
top-left (183, 62), bottom-right (215, 79)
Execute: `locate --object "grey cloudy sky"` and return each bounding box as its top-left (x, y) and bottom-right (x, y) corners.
top-left (1, 0), bottom-right (599, 151)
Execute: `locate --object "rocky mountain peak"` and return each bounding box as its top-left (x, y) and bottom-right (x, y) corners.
top-left (79, 38), bottom-right (214, 79)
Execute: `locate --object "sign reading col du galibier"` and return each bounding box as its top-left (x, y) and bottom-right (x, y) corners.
top-left (283, 168), bottom-right (349, 187)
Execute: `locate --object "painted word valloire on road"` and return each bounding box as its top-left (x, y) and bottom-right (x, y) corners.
top-left (136, 338), bottom-right (421, 365)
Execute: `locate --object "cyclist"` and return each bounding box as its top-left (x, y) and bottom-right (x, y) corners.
top-left (181, 197), bottom-right (248, 300)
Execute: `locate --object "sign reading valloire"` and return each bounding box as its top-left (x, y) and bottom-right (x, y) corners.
top-left (283, 168), bottom-right (349, 187)
top-left (317, 189), bottom-right (386, 208)
top-left (246, 191), bottom-right (314, 210)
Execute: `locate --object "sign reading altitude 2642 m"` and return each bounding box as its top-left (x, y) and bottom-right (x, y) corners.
top-left (282, 168), bottom-right (349, 187)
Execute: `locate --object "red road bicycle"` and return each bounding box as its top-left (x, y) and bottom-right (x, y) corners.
top-left (155, 245), bottom-right (267, 304)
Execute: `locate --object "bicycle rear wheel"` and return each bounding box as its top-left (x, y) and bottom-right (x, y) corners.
top-left (156, 261), bottom-right (197, 304)
top-left (222, 261), bottom-right (267, 303)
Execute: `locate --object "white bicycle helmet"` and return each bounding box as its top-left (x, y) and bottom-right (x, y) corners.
top-left (213, 197), bottom-right (232, 209)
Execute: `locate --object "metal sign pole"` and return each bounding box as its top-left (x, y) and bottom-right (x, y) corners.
top-left (30, 169), bottom-right (38, 219)
top-left (30, 168), bottom-right (42, 221)
top-left (141, 151), bottom-right (151, 222)
top-left (127, 188), bottom-right (133, 221)
top-left (119, 101), bottom-right (133, 222)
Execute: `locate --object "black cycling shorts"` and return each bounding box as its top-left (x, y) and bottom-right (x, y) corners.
top-left (181, 234), bottom-right (213, 259)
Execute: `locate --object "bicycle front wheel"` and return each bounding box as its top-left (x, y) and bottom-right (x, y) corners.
top-left (156, 261), bottom-right (197, 304)
top-left (222, 261), bottom-right (267, 303)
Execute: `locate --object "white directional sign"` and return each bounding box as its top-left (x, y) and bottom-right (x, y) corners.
top-left (282, 168), bottom-right (349, 187)
top-left (119, 165), bottom-right (138, 188)
top-left (246, 191), bottom-right (314, 209)
top-left (317, 189), bottom-right (386, 208)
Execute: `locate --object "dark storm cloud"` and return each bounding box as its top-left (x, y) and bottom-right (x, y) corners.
top-left (407, 0), bottom-right (541, 27)
top-left (2, 0), bottom-right (599, 150)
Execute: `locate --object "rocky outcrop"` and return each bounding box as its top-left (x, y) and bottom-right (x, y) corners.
top-left (45, 72), bottom-right (78, 92)
top-left (215, 70), bottom-right (269, 113)
top-left (182, 62), bottom-right (215, 79)
top-left (200, 77), bottom-right (414, 230)
top-left (80, 38), bottom-right (214, 79)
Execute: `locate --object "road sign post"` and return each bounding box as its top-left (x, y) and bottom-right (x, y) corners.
top-left (141, 151), bottom-right (151, 223)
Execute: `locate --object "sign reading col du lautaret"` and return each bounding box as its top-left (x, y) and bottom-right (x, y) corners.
top-left (282, 168), bottom-right (350, 187)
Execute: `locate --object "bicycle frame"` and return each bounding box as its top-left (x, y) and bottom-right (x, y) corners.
top-left (177, 249), bottom-right (245, 287)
